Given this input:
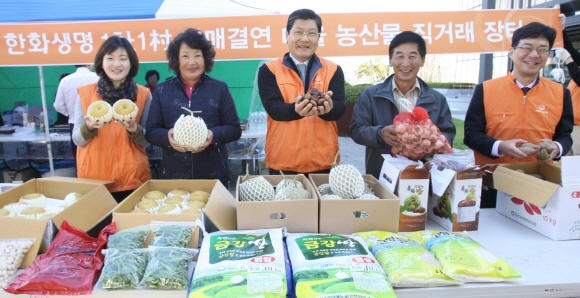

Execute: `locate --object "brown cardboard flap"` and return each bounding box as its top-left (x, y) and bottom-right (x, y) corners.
top-left (0, 217), bottom-right (48, 269)
top-left (493, 165), bottom-right (559, 206)
top-left (400, 164), bottom-right (430, 179)
top-left (39, 176), bottom-right (115, 185)
top-left (205, 180), bottom-right (237, 231)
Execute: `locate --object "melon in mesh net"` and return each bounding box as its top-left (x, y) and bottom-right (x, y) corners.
top-left (274, 186), bottom-right (311, 201)
top-left (173, 107), bottom-right (208, 151)
top-left (328, 150), bottom-right (365, 200)
top-left (275, 171), bottom-right (304, 194)
top-left (112, 99), bottom-right (138, 122)
top-left (87, 101), bottom-right (113, 123)
top-left (239, 176), bottom-right (275, 202)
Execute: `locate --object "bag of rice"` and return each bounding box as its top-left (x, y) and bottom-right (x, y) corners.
top-left (355, 231), bottom-right (460, 287)
top-left (407, 230), bottom-right (522, 282)
top-left (287, 233), bottom-right (396, 298)
top-left (188, 227), bottom-right (289, 298)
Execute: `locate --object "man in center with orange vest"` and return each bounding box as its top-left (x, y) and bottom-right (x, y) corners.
top-left (258, 8), bottom-right (346, 175)
top-left (464, 22), bottom-right (574, 208)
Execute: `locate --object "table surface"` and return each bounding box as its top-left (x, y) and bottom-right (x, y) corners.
top-left (0, 210), bottom-right (578, 298)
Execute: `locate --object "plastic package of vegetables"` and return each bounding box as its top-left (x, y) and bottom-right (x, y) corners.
top-left (150, 222), bottom-right (196, 248)
top-left (139, 247), bottom-right (196, 290)
top-left (107, 226), bottom-right (149, 249)
top-left (355, 231), bottom-right (460, 287)
top-left (98, 249), bottom-right (149, 290)
top-left (407, 230), bottom-right (522, 282)
top-left (0, 238), bottom-right (34, 289)
top-left (392, 105), bottom-right (453, 161)
top-left (188, 227), bottom-right (290, 298)
top-left (286, 233), bottom-right (396, 298)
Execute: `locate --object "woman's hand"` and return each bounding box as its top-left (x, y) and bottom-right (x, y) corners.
top-left (191, 129), bottom-right (214, 153)
top-left (84, 115), bottom-right (110, 130)
top-left (116, 118), bottom-right (137, 132)
top-left (168, 128), bottom-right (187, 153)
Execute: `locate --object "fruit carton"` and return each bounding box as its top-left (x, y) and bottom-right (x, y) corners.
top-left (378, 154), bottom-right (430, 232)
top-left (493, 157), bottom-right (580, 240)
top-left (427, 164), bottom-right (483, 231)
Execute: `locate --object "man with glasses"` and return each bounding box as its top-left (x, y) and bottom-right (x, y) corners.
top-left (464, 22), bottom-right (573, 208)
top-left (258, 8), bottom-right (345, 175)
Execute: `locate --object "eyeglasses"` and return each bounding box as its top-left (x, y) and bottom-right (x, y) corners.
top-left (290, 30), bottom-right (319, 39)
top-left (514, 46), bottom-right (550, 55)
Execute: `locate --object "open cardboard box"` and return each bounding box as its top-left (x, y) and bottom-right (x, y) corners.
top-left (310, 174), bottom-right (399, 234)
top-left (493, 157), bottom-right (580, 240)
top-left (427, 164), bottom-right (483, 232)
top-left (236, 175), bottom-right (318, 232)
top-left (0, 177), bottom-right (117, 268)
top-left (112, 179), bottom-right (237, 248)
top-left (379, 155), bottom-right (430, 232)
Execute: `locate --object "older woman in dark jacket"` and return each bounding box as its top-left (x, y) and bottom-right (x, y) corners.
top-left (145, 28), bottom-right (241, 186)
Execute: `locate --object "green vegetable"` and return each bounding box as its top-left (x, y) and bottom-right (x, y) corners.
top-left (107, 228), bottom-right (149, 249)
top-left (402, 194), bottom-right (421, 212)
top-left (150, 225), bottom-right (193, 248)
top-left (140, 247), bottom-right (194, 290)
top-left (99, 249), bottom-right (149, 290)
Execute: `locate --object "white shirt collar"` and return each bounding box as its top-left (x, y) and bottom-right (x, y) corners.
top-left (289, 53), bottom-right (310, 67)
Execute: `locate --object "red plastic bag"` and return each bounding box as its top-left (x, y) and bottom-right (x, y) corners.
top-left (5, 220), bottom-right (116, 295)
top-left (392, 107), bottom-right (453, 161)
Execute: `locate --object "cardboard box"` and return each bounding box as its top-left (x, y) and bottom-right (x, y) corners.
top-left (493, 157), bottom-right (580, 240)
top-left (310, 174), bottom-right (399, 234)
top-left (236, 175), bottom-right (318, 232)
top-left (427, 165), bottom-right (483, 231)
top-left (112, 179), bottom-right (237, 247)
top-left (379, 155), bottom-right (430, 232)
top-left (0, 178), bottom-right (117, 268)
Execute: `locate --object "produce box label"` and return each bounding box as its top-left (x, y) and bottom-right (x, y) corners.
top-left (210, 232), bottom-right (274, 264)
top-left (398, 178), bottom-right (428, 231)
top-left (296, 234), bottom-right (367, 260)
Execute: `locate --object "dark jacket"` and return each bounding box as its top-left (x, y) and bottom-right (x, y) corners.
top-left (145, 75), bottom-right (241, 185)
top-left (350, 75), bottom-right (456, 178)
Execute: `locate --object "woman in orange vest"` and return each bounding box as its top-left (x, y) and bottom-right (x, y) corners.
top-left (72, 36), bottom-right (152, 202)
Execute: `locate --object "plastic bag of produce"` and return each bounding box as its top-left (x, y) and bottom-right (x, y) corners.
top-left (139, 247), bottom-right (196, 290)
top-left (5, 220), bottom-right (115, 295)
top-left (407, 230), bottom-right (522, 282)
top-left (0, 238), bottom-right (34, 289)
top-left (287, 233), bottom-right (396, 298)
top-left (150, 221), bottom-right (196, 248)
top-left (355, 231), bottom-right (459, 287)
top-left (188, 227), bottom-right (290, 298)
top-left (97, 248), bottom-right (149, 290)
top-left (107, 226), bottom-right (149, 249)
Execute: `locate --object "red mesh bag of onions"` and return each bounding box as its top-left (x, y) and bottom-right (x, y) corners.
top-left (392, 106), bottom-right (453, 161)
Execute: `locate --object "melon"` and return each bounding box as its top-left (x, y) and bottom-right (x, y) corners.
top-left (87, 101), bottom-right (113, 123)
top-left (112, 99), bottom-right (138, 122)
top-left (173, 107), bottom-right (208, 151)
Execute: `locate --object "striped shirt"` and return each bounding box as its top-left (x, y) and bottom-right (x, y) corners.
top-left (392, 78), bottom-right (421, 113)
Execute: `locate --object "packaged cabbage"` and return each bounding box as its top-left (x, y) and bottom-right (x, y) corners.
top-left (287, 233), bottom-right (396, 298)
top-left (355, 231), bottom-right (459, 287)
top-left (407, 230), bottom-right (522, 282)
top-left (188, 228), bottom-right (289, 298)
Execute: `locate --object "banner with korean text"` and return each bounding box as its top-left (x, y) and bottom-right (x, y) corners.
top-left (0, 8), bottom-right (561, 66)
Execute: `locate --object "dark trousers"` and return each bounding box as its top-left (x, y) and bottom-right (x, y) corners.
top-left (69, 123), bottom-right (77, 159)
top-left (480, 188), bottom-right (497, 208)
top-left (268, 168), bottom-right (331, 177)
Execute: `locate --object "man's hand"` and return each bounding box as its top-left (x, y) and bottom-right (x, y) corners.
top-left (381, 125), bottom-right (402, 148)
top-left (317, 90), bottom-right (334, 115)
top-left (559, 12), bottom-right (566, 28)
top-left (295, 95), bottom-right (318, 117)
top-left (84, 115), bottom-right (110, 130)
top-left (498, 139), bottom-right (529, 159)
top-left (537, 139), bottom-right (559, 162)
top-left (168, 128), bottom-right (187, 153)
top-left (555, 48), bottom-right (571, 63)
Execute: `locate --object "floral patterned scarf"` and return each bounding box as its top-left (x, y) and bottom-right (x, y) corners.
top-left (96, 77), bottom-right (137, 105)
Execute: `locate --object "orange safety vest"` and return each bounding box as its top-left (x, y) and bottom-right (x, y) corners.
top-left (77, 83), bottom-right (151, 192)
top-left (475, 73), bottom-right (564, 166)
top-left (265, 58), bottom-right (339, 173)
top-left (565, 80), bottom-right (580, 125)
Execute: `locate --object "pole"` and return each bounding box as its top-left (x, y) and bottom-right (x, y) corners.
top-left (38, 65), bottom-right (55, 175)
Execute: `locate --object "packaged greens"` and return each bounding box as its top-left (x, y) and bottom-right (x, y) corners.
top-left (139, 247), bottom-right (196, 290)
top-left (150, 222), bottom-right (196, 248)
top-left (188, 227), bottom-right (289, 298)
top-left (355, 231), bottom-right (460, 287)
top-left (107, 226), bottom-right (149, 249)
top-left (98, 249), bottom-right (149, 290)
top-left (286, 233), bottom-right (396, 298)
top-left (407, 230), bottom-right (522, 282)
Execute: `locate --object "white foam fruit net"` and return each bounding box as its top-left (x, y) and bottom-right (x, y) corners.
top-left (239, 177), bottom-right (275, 201)
top-left (173, 114), bottom-right (208, 151)
top-left (329, 164), bottom-right (365, 199)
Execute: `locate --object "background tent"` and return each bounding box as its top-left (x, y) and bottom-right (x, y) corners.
top-left (0, 0), bottom-right (278, 122)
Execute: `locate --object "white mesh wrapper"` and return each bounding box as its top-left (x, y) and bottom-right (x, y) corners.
top-left (173, 114), bottom-right (208, 151)
top-left (329, 164), bottom-right (365, 200)
top-left (276, 179), bottom-right (304, 194)
top-left (357, 193), bottom-right (380, 200)
top-left (239, 177), bottom-right (275, 201)
top-left (274, 186), bottom-right (311, 201)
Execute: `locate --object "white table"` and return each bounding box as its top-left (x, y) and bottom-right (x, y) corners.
top-left (1, 209), bottom-right (578, 297)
